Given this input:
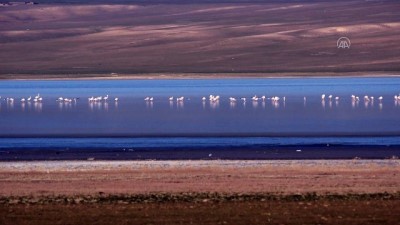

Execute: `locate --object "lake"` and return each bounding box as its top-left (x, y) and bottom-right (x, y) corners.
top-left (0, 77), bottom-right (399, 160)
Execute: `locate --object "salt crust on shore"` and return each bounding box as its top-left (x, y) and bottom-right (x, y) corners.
top-left (0, 160), bottom-right (399, 172)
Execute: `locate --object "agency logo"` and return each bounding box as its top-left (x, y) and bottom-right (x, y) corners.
top-left (337, 37), bottom-right (351, 49)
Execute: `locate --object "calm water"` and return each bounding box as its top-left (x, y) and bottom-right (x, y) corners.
top-left (0, 77), bottom-right (400, 159)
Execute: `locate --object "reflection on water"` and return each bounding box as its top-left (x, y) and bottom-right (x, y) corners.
top-left (0, 78), bottom-right (400, 137)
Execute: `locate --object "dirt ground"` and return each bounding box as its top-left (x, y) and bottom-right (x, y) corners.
top-left (1, 199), bottom-right (400, 225)
top-left (0, 160), bottom-right (399, 196)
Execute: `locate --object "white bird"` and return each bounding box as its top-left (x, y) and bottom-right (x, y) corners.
top-left (38, 97), bottom-right (43, 102)
top-left (378, 96), bottom-right (383, 102)
top-left (321, 94), bottom-right (326, 100)
top-left (202, 97), bottom-right (206, 101)
top-left (149, 97), bottom-right (154, 101)
top-left (57, 97), bottom-right (64, 102)
top-left (328, 95), bottom-right (333, 100)
top-left (241, 97), bottom-right (246, 102)
top-left (283, 97), bottom-right (286, 102)
top-left (335, 96), bottom-right (339, 101)
top-left (144, 97), bottom-right (150, 101)
top-left (169, 97), bottom-right (174, 101)
top-left (35, 93), bottom-right (40, 99)
top-left (271, 96), bottom-right (280, 101)
top-left (229, 97), bottom-right (237, 102)
top-left (27, 96), bottom-right (32, 101)
top-left (103, 95), bottom-right (109, 101)
top-left (114, 98), bottom-right (119, 102)
top-left (176, 96), bottom-right (184, 102)
top-left (21, 98), bottom-right (26, 102)
top-left (394, 95), bottom-right (398, 100)
top-left (364, 95), bottom-right (370, 101)
top-left (252, 95), bottom-right (259, 101)
top-left (261, 96), bottom-right (266, 101)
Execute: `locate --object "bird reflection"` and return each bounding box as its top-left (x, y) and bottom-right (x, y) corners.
top-left (33, 102), bottom-right (42, 113)
top-left (272, 101), bottom-right (279, 109)
top-left (252, 101), bottom-right (258, 108)
top-left (210, 101), bottom-right (219, 109)
top-left (146, 101), bottom-right (153, 109)
top-left (177, 101), bottom-right (184, 109)
top-left (230, 101), bottom-right (237, 109)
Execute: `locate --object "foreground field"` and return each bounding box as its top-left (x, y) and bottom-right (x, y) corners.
top-left (1, 197), bottom-right (400, 225)
top-left (0, 160), bottom-right (399, 224)
top-left (0, 0), bottom-right (400, 77)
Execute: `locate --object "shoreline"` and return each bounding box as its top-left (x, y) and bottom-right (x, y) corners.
top-left (1, 72), bottom-right (400, 81)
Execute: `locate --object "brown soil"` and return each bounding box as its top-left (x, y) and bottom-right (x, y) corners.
top-left (0, 160), bottom-right (399, 196)
top-left (1, 199), bottom-right (399, 225)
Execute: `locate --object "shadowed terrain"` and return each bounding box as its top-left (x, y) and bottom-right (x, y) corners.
top-left (0, 0), bottom-right (399, 78)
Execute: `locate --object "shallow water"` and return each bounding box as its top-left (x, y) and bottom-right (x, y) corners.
top-left (0, 77), bottom-right (399, 137)
top-left (0, 77), bottom-right (400, 159)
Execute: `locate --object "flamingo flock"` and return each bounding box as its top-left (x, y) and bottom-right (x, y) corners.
top-left (1, 93), bottom-right (400, 110)
top-left (88, 95), bottom-right (118, 102)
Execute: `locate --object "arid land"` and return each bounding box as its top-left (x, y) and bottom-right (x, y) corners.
top-left (0, 160), bottom-right (399, 224)
top-left (1, 0), bottom-right (400, 79)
